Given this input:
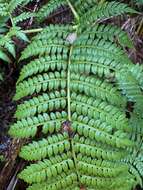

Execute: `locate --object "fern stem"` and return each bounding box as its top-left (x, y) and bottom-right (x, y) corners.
top-left (71, 139), bottom-right (81, 181)
top-left (67, 46), bottom-right (73, 121)
top-left (67, 43), bottom-right (81, 185)
top-left (66, 0), bottom-right (79, 23)
top-left (23, 28), bottom-right (43, 34)
top-left (23, 25), bottom-right (78, 34)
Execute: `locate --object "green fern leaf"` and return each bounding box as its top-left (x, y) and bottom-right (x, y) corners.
top-left (79, 1), bottom-right (137, 27)
top-left (9, 1), bottom-right (143, 189)
top-left (13, 12), bottom-right (35, 25)
top-left (19, 133), bottom-right (70, 160)
top-left (85, 24), bottom-right (133, 48)
top-left (27, 173), bottom-right (78, 190)
top-left (36, 0), bottom-right (68, 23)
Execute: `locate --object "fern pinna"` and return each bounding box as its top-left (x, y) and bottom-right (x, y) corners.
top-left (9, 0), bottom-right (143, 190)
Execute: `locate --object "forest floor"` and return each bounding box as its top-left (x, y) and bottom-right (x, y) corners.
top-left (0, 1), bottom-right (143, 190)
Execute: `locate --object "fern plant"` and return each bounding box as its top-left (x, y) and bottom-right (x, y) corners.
top-left (9, 0), bottom-right (143, 190)
top-left (0, 0), bottom-right (33, 63)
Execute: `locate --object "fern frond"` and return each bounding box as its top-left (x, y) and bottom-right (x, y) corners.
top-left (129, 64), bottom-right (143, 90)
top-left (36, 0), bottom-right (68, 23)
top-left (8, 0), bottom-right (28, 13)
top-left (36, 0), bottom-right (137, 27)
top-left (128, 164), bottom-right (143, 187)
top-left (72, 121), bottom-right (133, 148)
top-left (9, 111), bottom-right (67, 138)
top-left (16, 73), bottom-right (127, 116)
top-left (14, 71), bottom-right (67, 100)
top-left (80, 175), bottom-right (134, 190)
top-left (76, 153), bottom-right (128, 171)
top-left (15, 90), bottom-right (67, 119)
top-left (134, 161), bottom-right (143, 183)
top-left (78, 160), bottom-right (129, 177)
top-left (0, 3), bottom-right (9, 16)
top-left (71, 93), bottom-right (128, 129)
top-left (9, 2), bottom-right (143, 189)
top-left (13, 12), bottom-right (35, 25)
top-left (71, 113), bottom-right (131, 133)
top-left (73, 34), bottom-right (132, 65)
top-left (0, 0), bottom-right (32, 17)
top-left (19, 133), bottom-right (70, 160)
top-left (116, 68), bottom-right (143, 104)
top-left (74, 0), bottom-right (98, 15)
top-left (27, 173), bottom-right (78, 190)
top-left (116, 64), bottom-right (143, 118)
top-left (79, 1), bottom-right (137, 27)
top-left (19, 153), bottom-right (74, 183)
top-left (85, 24), bottom-right (133, 48)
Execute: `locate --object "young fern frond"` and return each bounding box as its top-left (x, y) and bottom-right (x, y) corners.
top-left (9, 0), bottom-right (143, 190)
top-left (27, 173), bottom-right (78, 190)
top-left (15, 90), bottom-right (67, 119)
top-left (0, 0), bottom-right (33, 19)
top-left (129, 64), bottom-right (143, 90)
top-left (7, 0), bottom-right (26, 13)
top-left (36, 0), bottom-right (68, 23)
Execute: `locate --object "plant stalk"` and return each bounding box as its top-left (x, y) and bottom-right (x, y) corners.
top-left (67, 46), bottom-right (73, 121)
top-left (23, 28), bottom-right (43, 34)
top-left (66, 0), bottom-right (79, 23)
